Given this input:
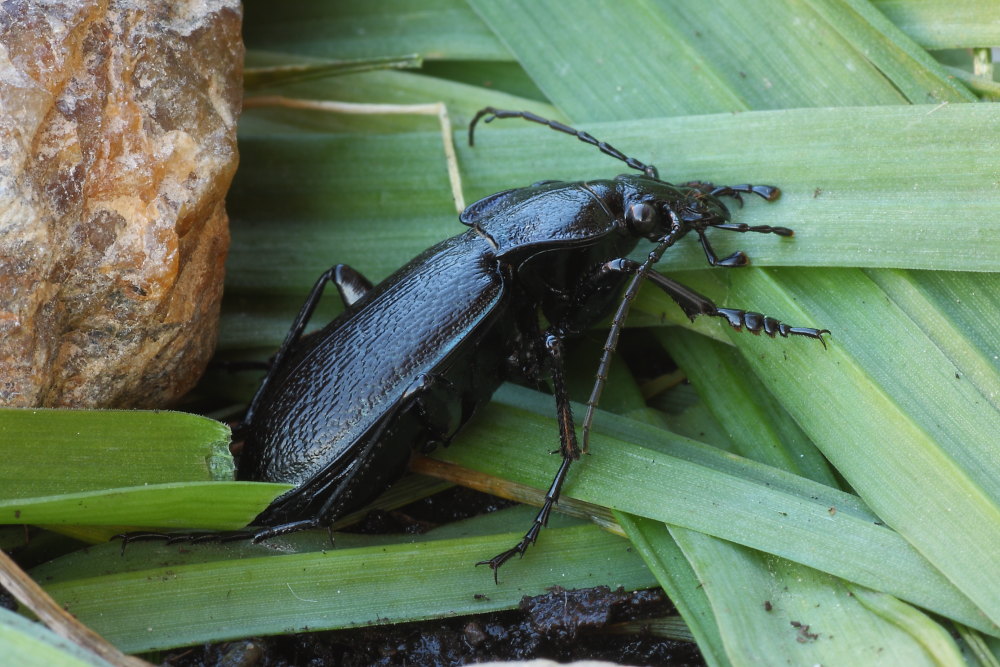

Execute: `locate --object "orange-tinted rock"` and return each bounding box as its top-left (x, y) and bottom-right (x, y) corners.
top-left (0, 1), bottom-right (242, 407)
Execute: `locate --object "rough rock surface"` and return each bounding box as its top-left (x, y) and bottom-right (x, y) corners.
top-left (0, 1), bottom-right (242, 407)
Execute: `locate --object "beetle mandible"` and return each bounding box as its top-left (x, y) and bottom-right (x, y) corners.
top-left (123, 107), bottom-right (829, 579)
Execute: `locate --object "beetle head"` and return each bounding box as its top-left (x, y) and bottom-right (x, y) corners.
top-left (616, 174), bottom-right (731, 241)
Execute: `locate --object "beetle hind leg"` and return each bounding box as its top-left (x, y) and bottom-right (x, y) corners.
top-left (114, 520), bottom-right (326, 554)
top-left (241, 519), bottom-right (323, 542)
top-left (114, 529), bottom-right (246, 553)
top-left (332, 264), bottom-right (374, 307)
top-left (478, 333), bottom-right (581, 583)
top-left (477, 456), bottom-right (572, 581)
top-left (244, 264), bottom-right (373, 425)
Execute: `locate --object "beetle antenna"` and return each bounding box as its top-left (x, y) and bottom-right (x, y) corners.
top-left (469, 107), bottom-right (659, 179)
top-left (581, 211), bottom-right (685, 453)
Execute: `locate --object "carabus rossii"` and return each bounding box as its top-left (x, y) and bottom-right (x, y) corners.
top-left (124, 108), bottom-right (828, 579)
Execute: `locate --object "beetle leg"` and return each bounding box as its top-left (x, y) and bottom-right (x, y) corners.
top-left (710, 222), bottom-right (794, 237)
top-left (580, 219), bottom-right (686, 455)
top-left (224, 264), bottom-right (375, 424)
top-left (113, 527), bottom-right (274, 551)
top-left (243, 519), bottom-right (322, 542)
top-left (333, 264), bottom-right (374, 307)
top-left (245, 264), bottom-right (373, 424)
top-left (411, 374), bottom-right (460, 448)
top-left (696, 228), bottom-right (749, 267)
top-left (543, 334), bottom-right (581, 462)
top-left (209, 265), bottom-right (375, 430)
top-left (680, 180), bottom-right (716, 193)
top-left (115, 531), bottom-right (173, 552)
top-left (288, 375), bottom-right (443, 529)
top-left (605, 259), bottom-right (830, 346)
top-left (710, 183), bottom-right (781, 202)
top-left (682, 183), bottom-right (780, 208)
top-left (478, 333), bottom-right (580, 582)
top-left (114, 519), bottom-right (327, 551)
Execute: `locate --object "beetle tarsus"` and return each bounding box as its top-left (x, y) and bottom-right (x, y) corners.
top-left (711, 222), bottom-right (794, 237)
top-left (717, 308), bottom-right (831, 347)
top-left (479, 457), bottom-right (572, 583)
top-left (114, 531), bottom-right (170, 555)
top-left (696, 229), bottom-right (749, 267)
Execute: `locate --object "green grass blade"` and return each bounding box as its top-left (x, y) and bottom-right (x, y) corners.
top-left (724, 266), bottom-right (1000, 626)
top-left (672, 529), bottom-right (964, 667)
top-left (36, 521), bottom-right (655, 654)
top-left (0, 482), bottom-right (286, 532)
top-left (431, 386), bottom-right (995, 634)
top-left (658, 328), bottom-right (838, 486)
top-left (615, 513), bottom-right (731, 667)
top-left (420, 60), bottom-right (548, 102)
top-left (850, 586), bottom-right (968, 665)
top-left (243, 51), bottom-right (423, 90)
top-left (872, 0), bottom-right (1000, 49)
top-left (0, 608), bottom-right (113, 667)
top-left (469, 0), bottom-right (973, 117)
top-left (865, 269), bottom-right (1000, 414)
top-left (469, 0), bottom-right (747, 118)
top-left (805, 0), bottom-right (976, 103)
top-left (652, 0), bottom-right (909, 109)
top-left (242, 0), bottom-right (507, 61)
top-left (0, 409), bottom-right (232, 497)
top-left (0, 409), bottom-right (281, 540)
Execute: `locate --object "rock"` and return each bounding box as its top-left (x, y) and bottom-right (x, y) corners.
top-left (0, 0), bottom-right (242, 407)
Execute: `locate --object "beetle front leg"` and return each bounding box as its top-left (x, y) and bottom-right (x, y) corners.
top-left (606, 259), bottom-right (830, 345)
top-left (695, 228), bottom-right (750, 267)
top-left (478, 333), bottom-right (580, 582)
top-left (681, 181), bottom-right (780, 206)
top-left (695, 219), bottom-right (796, 267)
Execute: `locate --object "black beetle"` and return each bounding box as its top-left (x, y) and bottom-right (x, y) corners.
top-left (124, 108), bottom-right (828, 578)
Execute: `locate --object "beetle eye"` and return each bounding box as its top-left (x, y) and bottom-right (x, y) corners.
top-left (625, 202), bottom-right (657, 235)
